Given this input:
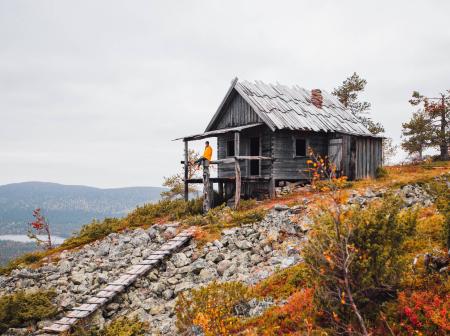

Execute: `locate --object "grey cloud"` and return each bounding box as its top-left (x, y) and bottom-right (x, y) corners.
top-left (1, 0), bottom-right (449, 187)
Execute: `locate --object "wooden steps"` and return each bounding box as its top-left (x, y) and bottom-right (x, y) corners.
top-left (43, 228), bottom-right (194, 334)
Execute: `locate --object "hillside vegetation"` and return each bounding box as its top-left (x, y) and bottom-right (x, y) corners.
top-left (0, 163), bottom-right (448, 335)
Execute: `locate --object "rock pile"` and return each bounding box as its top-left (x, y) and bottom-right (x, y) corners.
top-left (0, 208), bottom-right (305, 335)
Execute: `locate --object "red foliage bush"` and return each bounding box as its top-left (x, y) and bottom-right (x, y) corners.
top-left (394, 290), bottom-right (449, 335)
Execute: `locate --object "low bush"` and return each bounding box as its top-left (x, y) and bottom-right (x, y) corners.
top-left (71, 316), bottom-right (147, 336)
top-left (303, 195), bottom-right (419, 330)
top-left (428, 175), bottom-right (450, 248)
top-left (175, 281), bottom-right (250, 335)
top-left (375, 166), bottom-right (388, 178)
top-left (61, 218), bottom-right (121, 249)
top-left (252, 264), bottom-right (309, 300)
top-left (0, 290), bottom-right (57, 333)
top-left (390, 289), bottom-right (450, 335)
top-left (237, 288), bottom-right (322, 335)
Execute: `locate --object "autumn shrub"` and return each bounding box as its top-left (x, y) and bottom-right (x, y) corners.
top-left (389, 289), bottom-right (450, 335)
top-left (125, 198), bottom-right (203, 227)
top-left (238, 288), bottom-right (322, 335)
top-left (375, 166), bottom-right (388, 178)
top-left (61, 218), bottom-right (121, 249)
top-left (252, 263), bottom-right (309, 300)
top-left (303, 195), bottom-right (419, 329)
top-left (100, 317), bottom-right (147, 336)
top-left (237, 198), bottom-right (258, 210)
top-left (175, 281), bottom-right (250, 335)
top-left (71, 316), bottom-right (147, 336)
top-left (0, 290), bottom-right (57, 333)
top-left (428, 175), bottom-right (450, 248)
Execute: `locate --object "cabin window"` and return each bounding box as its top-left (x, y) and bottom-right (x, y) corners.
top-left (295, 138), bottom-right (307, 157)
top-left (227, 140), bottom-right (235, 157)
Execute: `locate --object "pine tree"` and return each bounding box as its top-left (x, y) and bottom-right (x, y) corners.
top-left (409, 91), bottom-right (450, 161)
top-left (401, 111), bottom-right (433, 160)
top-left (332, 72), bottom-right (385, 135)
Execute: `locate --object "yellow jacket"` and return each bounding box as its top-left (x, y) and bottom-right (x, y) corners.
top-left (203, 146), bottom-right (213, 161)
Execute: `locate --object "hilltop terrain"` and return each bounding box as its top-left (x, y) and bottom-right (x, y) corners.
top-left (0, 182), bottom-right (165, 237)
top-left (0, 163), bottom-right (448, 335)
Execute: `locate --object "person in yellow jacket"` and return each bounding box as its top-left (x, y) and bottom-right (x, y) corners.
top-left (195, 141), bottom-right (213, 166)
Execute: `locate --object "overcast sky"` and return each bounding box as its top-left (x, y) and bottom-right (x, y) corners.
top-left (1, 0), bottom-right (449, 188)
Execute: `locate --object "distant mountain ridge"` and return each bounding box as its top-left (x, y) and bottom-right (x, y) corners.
top-left (0, 181), bottom-right (165, 237)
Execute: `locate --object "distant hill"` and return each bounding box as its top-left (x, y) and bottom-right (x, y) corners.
top-left (0, 240), bottom-right (38, 266)
top-left (0, 182), bottom-right (165, 237)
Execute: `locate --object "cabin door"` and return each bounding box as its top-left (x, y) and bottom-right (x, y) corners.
top-left (249, 137), bottom-right (260, 176)
top-left (328, 138), bottom-right (343, 174)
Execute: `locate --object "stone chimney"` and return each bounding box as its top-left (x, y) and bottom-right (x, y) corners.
top-left (311, 89), bottom-right (323, 109)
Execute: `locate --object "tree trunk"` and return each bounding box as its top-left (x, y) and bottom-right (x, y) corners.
top-left (440, 103), bottom-right (449, 160)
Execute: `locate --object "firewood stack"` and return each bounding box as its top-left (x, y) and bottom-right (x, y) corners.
top-left (311, 89), bottom-right (323, 109)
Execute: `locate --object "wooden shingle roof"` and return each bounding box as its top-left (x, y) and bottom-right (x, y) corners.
top-left (206, 78), bottom-right (375, 137)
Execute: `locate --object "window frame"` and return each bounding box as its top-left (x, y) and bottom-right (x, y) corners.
top-left (293, 137), bottom-right (308, 158)
top-left (226, 139), bottom-right (235, 157)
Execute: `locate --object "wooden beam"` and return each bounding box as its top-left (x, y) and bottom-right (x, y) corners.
top-left (184, 140), bottom-right (189, 201)
top-left (208, 156), bottom-right (273, 165)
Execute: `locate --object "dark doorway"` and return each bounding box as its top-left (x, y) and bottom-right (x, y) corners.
top-left (250, 137), bottom-right (260, 176)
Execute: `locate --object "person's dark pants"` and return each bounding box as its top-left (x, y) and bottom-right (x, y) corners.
top-left (195, 157), bottom-right (208, 167)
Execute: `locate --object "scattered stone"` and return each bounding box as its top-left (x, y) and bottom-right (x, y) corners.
top-left (274, 204), bottom-right (290, 211)
top-left (171, 253), bottom-right (190, 268)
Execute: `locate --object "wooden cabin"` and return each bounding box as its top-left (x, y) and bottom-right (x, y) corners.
top-left (177, 78), bottom-right (383, 206)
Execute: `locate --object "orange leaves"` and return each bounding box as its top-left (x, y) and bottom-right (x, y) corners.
top-left (175, 281), bottom-right (249, 335)
top-left (340, 292), bottom-right (346, 305)
top-left (239, 288), bottom-right (319, 335)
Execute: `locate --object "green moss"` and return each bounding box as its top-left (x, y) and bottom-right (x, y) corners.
top-left (0, 290), bottom-right (57, 333)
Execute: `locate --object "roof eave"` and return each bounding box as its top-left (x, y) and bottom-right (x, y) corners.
top-left (204, 77), bottom-right (239, 132)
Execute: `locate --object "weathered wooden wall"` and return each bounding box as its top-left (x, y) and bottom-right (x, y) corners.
top-left (271, 130), bottom-right (328, 181)
top-left (217, 125), bottom-right (271, 178)
top-left (354, 137), bottom-right (383, 179)
top-left (214, 91), bottom-right (263, 130)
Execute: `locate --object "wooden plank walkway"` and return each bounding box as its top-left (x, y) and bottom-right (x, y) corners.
top-left (43, 228), bottom-right (194, 334)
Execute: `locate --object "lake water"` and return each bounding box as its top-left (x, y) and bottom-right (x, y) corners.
top-left (0, 234), bottom-right (66, 244)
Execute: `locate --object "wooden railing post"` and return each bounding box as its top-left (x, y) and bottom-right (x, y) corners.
top-left (234, 158), bottom-right (241, 210)
top-left (202, 160), bottom-right (211, 213)
top-left (234, 132), bottom-right (241, 209)
top-left (184, 140), bottom-right (189, 201)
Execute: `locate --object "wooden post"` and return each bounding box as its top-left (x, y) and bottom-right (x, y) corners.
top-left (184, 140), bottom-right (189, 201)
top-left (269, 177), bottom-right (276, 199)
top-left (234, 158), bottom-right (241, 210)
top-left (218, 182), bottom-right (224, 201)
top-left (202, 160), bottom-right (211, 213)
top-left (234, 132), bottom-right (240, 156)
top-left (234, 131), bottom-right (241, 209)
